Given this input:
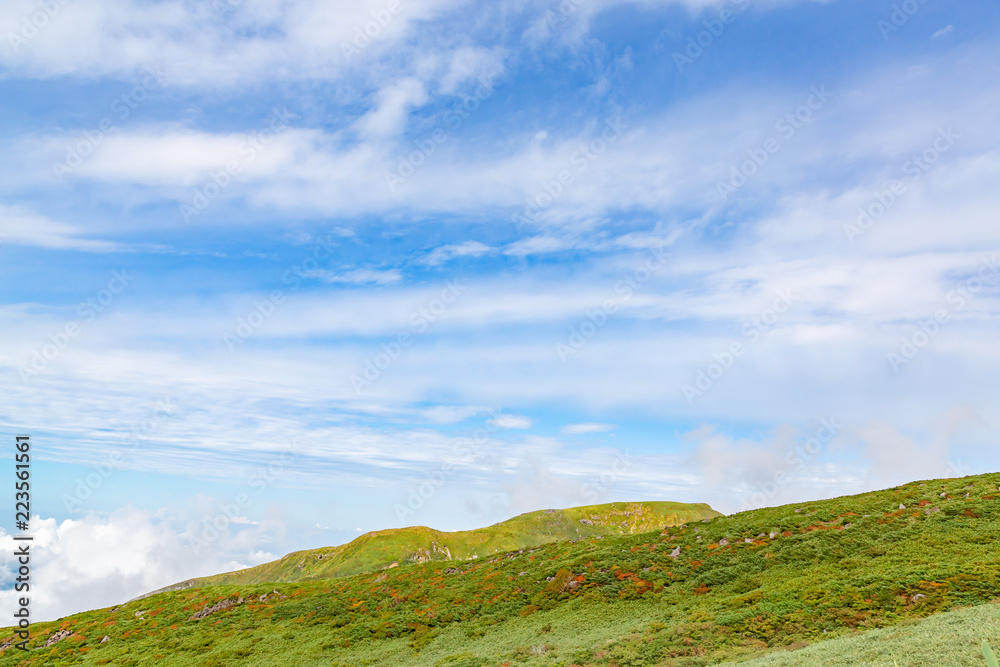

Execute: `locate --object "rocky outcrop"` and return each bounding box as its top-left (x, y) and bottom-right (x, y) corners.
top-left (45, 630), bottom-right (72, 647)
top-left (190, 597), bottom-right (245, 620)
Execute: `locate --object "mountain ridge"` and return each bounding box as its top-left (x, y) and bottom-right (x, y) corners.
top-left (152, 500), bottom-right (722, 595)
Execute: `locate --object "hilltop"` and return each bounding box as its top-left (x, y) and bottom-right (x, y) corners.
top-left (2, 473), bottom-right (998, 666)
top-left (157, 501), bottom-right (721, 591)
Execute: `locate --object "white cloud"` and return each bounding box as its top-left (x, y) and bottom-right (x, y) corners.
top-left (0, 508), bottom-right (278, 622)
top-left (0, 0), bottom-right (458, 85)
top-left (304, 268), bottom-right (403, 285)
top-left (562, 422), bottom-right (616, 435)
top-left (355, 78), bottom-right (429, 139)
top-left (487, 414), bottom-right (534, 429)
top-left (0, 205), bottom-right (120, 252)
top-left (422, 241), bottom-right (493, 266)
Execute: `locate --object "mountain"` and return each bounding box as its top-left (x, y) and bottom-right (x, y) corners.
top-left (156, 501), bottom-right (722, 591)
top-left (2, 473), bottom-right (998, 666)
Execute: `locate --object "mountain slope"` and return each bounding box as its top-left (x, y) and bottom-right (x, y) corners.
top-left (2, 473), bottom-right (998, 666)
top-left (161, 501), bottom-right (721, 591)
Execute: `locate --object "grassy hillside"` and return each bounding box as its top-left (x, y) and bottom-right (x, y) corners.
top-left (715, 601), bottom-right (1000, 666)
top-left (2, 473), bottom-right (998, 666)
top-left (160, 501), bottom-right (721, 590)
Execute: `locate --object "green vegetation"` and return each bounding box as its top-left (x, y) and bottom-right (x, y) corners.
top-left (2, 473), bottom-right (998, 666)
top-left (162, 501), bottom-right (720, 590)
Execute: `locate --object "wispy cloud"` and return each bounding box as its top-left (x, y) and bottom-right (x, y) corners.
top-left (422, 241), bottom-right (493, 266)
top-left (0, 205), bottom-right (120, 252)
top-left (303, 268), bottom-right (403, 285)
top-left (488, 414), bottom-right (535, 430)
top-left (562, 422), bottom-right (616, 435)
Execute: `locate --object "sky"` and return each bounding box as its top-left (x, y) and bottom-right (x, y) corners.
top-left (1, 0), bottom-right (999, 621)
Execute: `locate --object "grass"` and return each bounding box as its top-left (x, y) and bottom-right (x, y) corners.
top-left (1, 472), bottom-right (997, 666)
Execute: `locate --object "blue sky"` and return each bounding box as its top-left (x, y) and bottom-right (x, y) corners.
top-left (1, 0), bottom-right (999, 619)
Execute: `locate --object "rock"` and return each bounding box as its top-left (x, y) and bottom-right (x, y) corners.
top-left (189, 597), bottom-right (242, 621)
top-left (911, 594), bottom-right (927, 603)
top-left (757, 534), bottom-right (765, 538)
top-left (579, 519), bottom-right (593, 525)
top-left (745, 538), bottom-right (754, 544)
top-left (546, 576), bottom-right (555, 582)
top-left (669, 546), bottom-right (681, 559)
top-left (769, 531), bottom-right (779, 539)
top-left (443, 568), bottom-right (460, 574)
top-left (45, 630), bottom-right (72, 647)
top-left (568, 581), bottom-right (580, 589)
top-left (0, 641), bottom-right (10, 651)
top-left (940, 492), bottom-right (947, 498)
top-left (134, 611), bottom-right (145, 618)
top-left (899, 504), bottom-right (906, 510)
top-left (519, 571), bottom-right (527, 576)
top-left (101, 636), bottom-right (110, 644)
top-left (718, 539), bottom-right (729, 546)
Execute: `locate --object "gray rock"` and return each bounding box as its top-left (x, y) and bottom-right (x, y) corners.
top-left (718, 539), bottom-right (729, 546)
top-left (769, 531), bottom-right (779, 539)
top-left (189, 597), bottom-right (242, 621)
top-left (45, 630), bottom-right (72, 647)
top-left (669, 546), bottom-right (681, 559)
